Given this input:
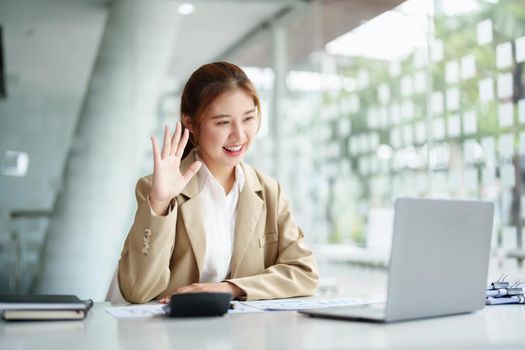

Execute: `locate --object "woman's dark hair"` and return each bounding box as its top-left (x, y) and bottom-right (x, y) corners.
top-left (180, 61), bottom-right (261, 159)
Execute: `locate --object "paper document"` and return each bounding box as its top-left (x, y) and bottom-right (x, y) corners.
top-left (106, 304), bottom-right (167, 319)
top-left (237, 297), bottom-right (369, 311)
top-left (228, 301), bottom-right (264, 314)
top-left (106, 297), bottom-right (370, 318)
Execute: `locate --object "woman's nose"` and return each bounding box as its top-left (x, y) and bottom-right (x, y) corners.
top-left (229, 122), bottom-right (243, 140)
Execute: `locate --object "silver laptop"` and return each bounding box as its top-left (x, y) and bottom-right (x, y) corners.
top-left (300, 197), bottom-right (494, 323)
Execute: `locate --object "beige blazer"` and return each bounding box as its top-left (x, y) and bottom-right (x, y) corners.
top-left (118, 151), bottom-right (318, 303)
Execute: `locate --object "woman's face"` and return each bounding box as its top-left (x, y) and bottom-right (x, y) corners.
top-left (195, 88), bottom-right (258, 173)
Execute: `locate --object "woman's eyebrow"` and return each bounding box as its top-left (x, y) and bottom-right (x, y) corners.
top-left (211, 109), bottom-right (256, 119)
top-left (211, 114), bottom-right (231, 119)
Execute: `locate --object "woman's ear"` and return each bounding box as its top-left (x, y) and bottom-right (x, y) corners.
top-left (182, 115), bottom-right (193, 133)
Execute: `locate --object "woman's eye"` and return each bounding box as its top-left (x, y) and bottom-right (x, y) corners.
top-left (217, 120), bottom-right (229, 126)
top-left (244, 116), bottom-right (255, 121)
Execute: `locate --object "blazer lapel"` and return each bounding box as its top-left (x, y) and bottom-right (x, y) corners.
top-left (230, 163), bottom-right (264, 277)
top-left (178, 151), bottom-right (206, 277)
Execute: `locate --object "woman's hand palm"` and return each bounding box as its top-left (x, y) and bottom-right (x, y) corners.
top-left (150, 123), bottom-right (201, 204)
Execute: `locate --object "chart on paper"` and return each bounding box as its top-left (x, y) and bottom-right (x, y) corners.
top-left (238, 297), bottom-right (370, 311)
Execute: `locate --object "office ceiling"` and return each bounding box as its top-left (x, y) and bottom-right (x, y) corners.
top-left (0, 0), bottom-right (406, 211)
top-left (171, 0), bottom-right (406, 80)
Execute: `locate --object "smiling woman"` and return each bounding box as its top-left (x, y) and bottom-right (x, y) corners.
top-left (117, 62), bottom-right (319, 304)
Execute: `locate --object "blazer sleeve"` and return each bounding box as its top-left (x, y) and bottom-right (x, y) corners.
top-left (118, 176), bottom-right (178, 303)
top-left (226, 183), bottom-right (319, 300)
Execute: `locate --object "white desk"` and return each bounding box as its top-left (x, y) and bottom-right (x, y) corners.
top-left (1, 302), bottom-right (525, 349)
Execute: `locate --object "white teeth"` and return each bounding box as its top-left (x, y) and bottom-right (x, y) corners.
top-left (224, 145), bottom-right (242, 152)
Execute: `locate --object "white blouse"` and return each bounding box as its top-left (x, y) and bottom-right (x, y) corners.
top-left (195, 154), bottom-right (245, 283)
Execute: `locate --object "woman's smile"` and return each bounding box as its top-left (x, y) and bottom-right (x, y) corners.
top-left (223, 144), bottom-right (244, 156)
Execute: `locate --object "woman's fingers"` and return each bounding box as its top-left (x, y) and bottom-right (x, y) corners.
top-left (183, 161), bottom-right (202, 183)
top-left (161, 125), bottom-right (171, 159)
top-left (174, 282), bottom-right (229, 294)
top-left (169, 122), bottom-right (181, 156)
top-left (158, 123), bottom-right (189, 160)
top-left (151, 136), bottom-right (160, 166)
top-left (175, 284), bottom-right (200, 294)
top-left (176, 129), bottom-right (190, 159)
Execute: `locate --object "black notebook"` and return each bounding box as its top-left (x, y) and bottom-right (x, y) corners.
top-left (0, 294), bottom-right (94, 321)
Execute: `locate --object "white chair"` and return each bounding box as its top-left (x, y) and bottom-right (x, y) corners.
top-left (105, 267), bottom-right (127, 303)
